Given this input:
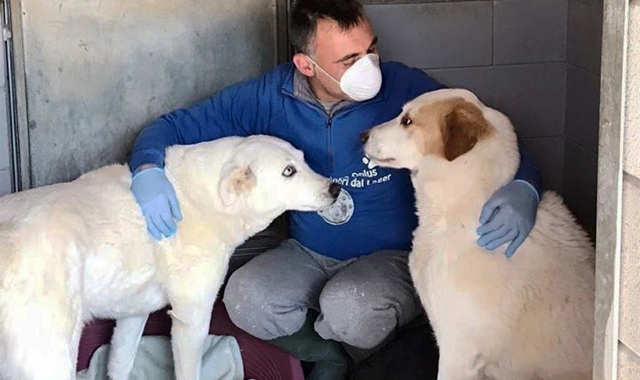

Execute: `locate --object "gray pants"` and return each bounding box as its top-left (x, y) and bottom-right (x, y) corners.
top-left (223, 239), bottom-right (422, 349)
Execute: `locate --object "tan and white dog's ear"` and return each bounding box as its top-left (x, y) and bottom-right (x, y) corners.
top-left (218, 164), bottom-right (256, 207)
top-left (442, 100), bottom-right (490, 161)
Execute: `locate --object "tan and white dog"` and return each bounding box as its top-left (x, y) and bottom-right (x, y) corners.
top-left (363, 88), bottom-right (594, 380)
top-left (0, 135), bottom-right (339, 380)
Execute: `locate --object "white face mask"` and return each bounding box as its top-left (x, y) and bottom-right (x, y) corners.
top-left (308, 53), bottom-right (382, 101)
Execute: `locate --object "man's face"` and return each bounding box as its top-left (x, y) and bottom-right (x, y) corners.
top-left (296, 17), bottom-right (379, 102)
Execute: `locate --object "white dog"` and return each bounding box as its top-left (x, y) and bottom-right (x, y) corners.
top-left (0, 135), bottom-right (339, 380)
top-left (363, 88), bottom-right (594, 380)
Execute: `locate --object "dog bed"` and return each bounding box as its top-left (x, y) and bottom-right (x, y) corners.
top-left (77, 299), bottom-right (304, 380)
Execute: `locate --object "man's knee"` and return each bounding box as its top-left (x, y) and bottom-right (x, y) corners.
top-left (223, 265), bottom-right (307, 340)
top-left (223, 263), bottom-right (267, 309)
top-left (223, 265), bottom-right (276, 336)
top-left (316, 280), bottom-right (401, 349)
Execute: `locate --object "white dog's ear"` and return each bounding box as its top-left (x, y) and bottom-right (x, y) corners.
top-left (442, 101), bottom-right (491, 161)
top-left (218, 164), bottom-right (256, 207)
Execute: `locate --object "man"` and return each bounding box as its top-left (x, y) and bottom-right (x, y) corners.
top-left (128, 1), bottom-right (542, 379)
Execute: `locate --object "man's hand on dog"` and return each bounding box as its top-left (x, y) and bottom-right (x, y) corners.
top-left (476, 179), bottom-right (540, 258)
top-left (131, 166), bottom-right (183, 240)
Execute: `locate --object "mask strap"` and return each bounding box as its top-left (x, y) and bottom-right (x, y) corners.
top-left (306, 56), bottom-right (341, 86)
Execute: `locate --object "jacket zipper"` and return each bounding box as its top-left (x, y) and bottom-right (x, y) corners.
top-left (281, 86), bottom-right (382, 173)
top-left (326, 116), bottom-right (333, 171)
top-left (282, 90), bottom-right (334, 172)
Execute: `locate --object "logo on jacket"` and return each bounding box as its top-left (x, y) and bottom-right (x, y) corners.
top-left (317, 155), bottom-right (392, 225)
top-left (317, 187), bottom-right (354, 225)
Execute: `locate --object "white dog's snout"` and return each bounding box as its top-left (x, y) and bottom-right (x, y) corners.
top-left (328, 182), bottom-right (341, 199)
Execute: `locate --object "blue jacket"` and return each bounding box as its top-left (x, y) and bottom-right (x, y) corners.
top-left (130, 61), bottom-right (542, 260)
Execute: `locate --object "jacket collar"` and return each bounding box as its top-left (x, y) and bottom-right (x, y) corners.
top-left (281, 63), bottom-right (386, 117)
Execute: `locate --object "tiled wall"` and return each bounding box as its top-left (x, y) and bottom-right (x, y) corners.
top-left (365, 0), bottom-right (569, 193)
top-left (366, 0), bottom-right (602, 237)
top-left (564, 0), bottom-right (603, 237)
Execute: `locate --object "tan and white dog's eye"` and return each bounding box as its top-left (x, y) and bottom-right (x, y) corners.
top-left (282, 165), bottom-right (297, 177)
top-left (400, 115), bottom-right (412, 127)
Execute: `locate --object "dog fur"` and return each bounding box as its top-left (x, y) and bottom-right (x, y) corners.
top-left (0, 135), bottom-right (338, 380)
top-left (363, 88), bottom-right (595, 380)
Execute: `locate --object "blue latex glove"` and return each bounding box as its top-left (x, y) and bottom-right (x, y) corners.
top-left (476, 179), bottom-right (540, 258)
top-left (131, 167), bottom-right (183, 241)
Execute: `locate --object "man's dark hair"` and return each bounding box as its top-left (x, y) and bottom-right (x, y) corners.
top-left (289, 0), bottom-right (366, 55)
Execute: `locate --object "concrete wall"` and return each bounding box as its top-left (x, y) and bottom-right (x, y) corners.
top-left (618, 1), bottom-right (640, 377)
top-left (17, 0), bottom-right (278, 187)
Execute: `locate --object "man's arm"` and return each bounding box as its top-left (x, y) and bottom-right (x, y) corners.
top-left (513, 141), bottom-right (543, 198)
top-left (129, 74), bottom-right (273, 240)
top-left (129, 79), bottom-right (268, 173)
top-left (405, 66), bottom-right (447, 100)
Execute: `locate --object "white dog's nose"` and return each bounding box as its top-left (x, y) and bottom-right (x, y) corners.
top-left (329, 183), bottom-right (341, 198)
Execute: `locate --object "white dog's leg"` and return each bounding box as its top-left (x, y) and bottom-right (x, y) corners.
top-left (107, 315), bottom-right (149, 380)
top-left (168, 297), bottom-right (216, 380)
top-left (162, 254), bottom-right (226, 380)
top-left (7, 333), bottom-right (76, 380)
top-left (436, 343), bottom-right (484, 380)
top-left (1, 305), bottom-right (80, 380)
top-left (166, 274), bottom-right (220, 380)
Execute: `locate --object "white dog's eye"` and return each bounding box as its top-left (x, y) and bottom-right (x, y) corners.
top-left (401, 115), bottom-right (412, 127)
top-left (282, 165), bottom-right (297, 177)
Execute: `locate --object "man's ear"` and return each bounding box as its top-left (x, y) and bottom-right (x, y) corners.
top-left (218, 163), bottom-right (256, 207)
top-left (293, 52), bottom-right (315, 77)
top-left (442, 100), bottom-right (490, 161)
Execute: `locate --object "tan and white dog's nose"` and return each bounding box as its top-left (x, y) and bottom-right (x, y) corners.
top-left (360, 130), bottom-right (371, 144)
